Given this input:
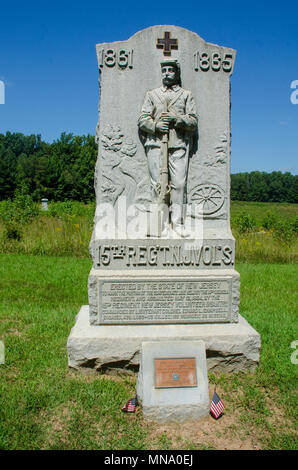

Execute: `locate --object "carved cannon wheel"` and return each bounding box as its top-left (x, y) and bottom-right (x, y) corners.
top-left (189, 183), bottom-right (225, 215)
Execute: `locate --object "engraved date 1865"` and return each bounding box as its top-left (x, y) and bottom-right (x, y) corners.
top-left (194, 51), bottom-right (234, 72)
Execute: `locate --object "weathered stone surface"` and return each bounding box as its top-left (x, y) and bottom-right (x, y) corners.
top-left (91, 25), bottom-right (236, 230)
top-left (66, 26), bottom-right (260, 382)
top-left (136, 341), bottom-right (209, 423)
top-left (86, 25), bottom-right (240, 325)
top-left (67, 306), bottom-right (260, 373)
top-left (88, 268), bottom-right (240, 324)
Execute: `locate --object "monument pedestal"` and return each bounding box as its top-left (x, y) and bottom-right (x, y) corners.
top-left (67, 305), bottom-right (260, 373)
top-left (88, 266), bottom-right (240, 325)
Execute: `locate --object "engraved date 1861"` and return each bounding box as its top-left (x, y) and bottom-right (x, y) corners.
top-left (98, 49), bottom-right (133, 69)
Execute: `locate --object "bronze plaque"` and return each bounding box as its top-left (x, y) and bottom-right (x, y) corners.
top-left (154, 357), bottom-right (197, 388)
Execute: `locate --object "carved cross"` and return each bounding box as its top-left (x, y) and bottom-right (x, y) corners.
top-left (156, 31), bottom-right (178, 56)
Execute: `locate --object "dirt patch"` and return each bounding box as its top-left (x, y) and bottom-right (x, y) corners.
top-left (7, 328), bottom-right (22, 336)
top-left (141, 383), bottom-right (297, 450)
top-left (39, 404), bottom-right (75, 449)
top-left (141, 384), bottom-right (264, 450)
top-left (144, 411), bottom-right (263, 450)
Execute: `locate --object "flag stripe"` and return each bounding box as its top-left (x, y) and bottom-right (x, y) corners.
top-left (210, 401), bottom-right (224, 411)
top-left (210, 404), bottom-right (224, 414)
top-left (210, 391), bottom-right (225, 418)
top-left (122, 396), bottom-right (138, 413)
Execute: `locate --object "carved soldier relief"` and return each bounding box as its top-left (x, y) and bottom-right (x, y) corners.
top-left (138, 59), bottom-right (198, 237)
top-left (92, 25), bottom-right (236, 247)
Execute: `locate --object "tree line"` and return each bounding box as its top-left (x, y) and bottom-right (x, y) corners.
top-left (0, 131), bottom-right (297, 203)
top-left (230, 171), bottom-right (297, 203)
top-left (0, 131), bottom-right (97, 202)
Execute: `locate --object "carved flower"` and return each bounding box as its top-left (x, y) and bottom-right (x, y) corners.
top-left (120, 138), bottom-right (137, 157)
top-left (101, 180), bottom-right (117, 194)
top-left (101, 125), bottom-right (123, 151)
top-left (214, 132), bottom-right (227, 163)
top-left (203, 132), bottom-right (228, 167)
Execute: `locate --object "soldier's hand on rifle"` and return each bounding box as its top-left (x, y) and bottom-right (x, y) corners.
top-left (156, 112), bottom-right (178, 133)
top-left (160, 111), bottom-right (177, 123)
top-left (156, 120), bottom-right (169, 133)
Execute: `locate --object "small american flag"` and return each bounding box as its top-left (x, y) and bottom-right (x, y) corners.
top-left (122, 395), bottom-right (138, 413)
top-left (210, 390), bottom-right (225, 419)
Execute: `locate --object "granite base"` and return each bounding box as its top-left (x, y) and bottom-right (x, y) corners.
top-left (67, 306), bottom-right (260, 373)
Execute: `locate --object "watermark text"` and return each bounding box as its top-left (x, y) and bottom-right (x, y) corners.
top-left (0, 80), bottom-right (4, 104)
top-left (290, 340), bottom-right (298, 364)
top-left (290, 80), bottom-right (298, 104)
top-left (0, 340), bottom-right (5, 364)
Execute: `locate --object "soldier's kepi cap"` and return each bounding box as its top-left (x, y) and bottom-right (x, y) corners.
top-left (160, 58), bottom-right (180, 73)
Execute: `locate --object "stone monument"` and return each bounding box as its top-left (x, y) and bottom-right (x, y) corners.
top-left (67, 26), bottom-right (260, 374)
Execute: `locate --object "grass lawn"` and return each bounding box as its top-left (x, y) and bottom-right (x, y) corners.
top-left (230, 200), bottom-right (298, 224)
top-left (0, 200), bottom-right (297, 263)
top-left (0, 254), bottom-right (297, 450)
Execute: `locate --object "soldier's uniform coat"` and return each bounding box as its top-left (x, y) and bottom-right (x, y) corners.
top-left (138, 84), bottom-right (198, 225)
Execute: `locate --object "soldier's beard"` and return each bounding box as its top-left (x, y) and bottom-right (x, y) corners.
top-left (162, 77), bottom-right (178, 87)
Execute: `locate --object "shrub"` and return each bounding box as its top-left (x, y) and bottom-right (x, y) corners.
top-left (13, 190), bottom-right (40, 223)
top-left (235, 213), bottom-right (256, 233)
top-left (262, 211), bottom-right (278, 231)
top-left (3, 222), bottom-right (23, 241)
top-left (46, 200), bottom-right (95, 223)
top-left (292, 216), bottom-right (298, 234)
top-left (0, 200), bottom-right (15, 224)
top-left (273, 220), bottom-right (296, 243)
top-left (47, 200), bottom-right (73, 219)
top-left (0, 190), bottom-right (39, 242)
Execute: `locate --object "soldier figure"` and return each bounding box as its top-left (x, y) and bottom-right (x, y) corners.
top-left (138, 59), bottom-right (198, 235)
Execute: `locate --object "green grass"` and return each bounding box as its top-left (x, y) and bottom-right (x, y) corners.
top-left (0, 200), bottom-right (297, 263)
top-left (0, 255), bottom-right (146, 450)
top-left (230, 200), bottom-right (298, 225)
top-left (0, 254), bottom-right (297, 450)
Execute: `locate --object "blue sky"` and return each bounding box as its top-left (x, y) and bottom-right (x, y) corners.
top-left (0, 0), bottom-right (297, 174)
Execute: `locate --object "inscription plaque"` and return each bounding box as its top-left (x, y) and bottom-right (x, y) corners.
top-left (98, 277), bottom-right (232, 324)
top-left (154, 357), bottom-right (197, 388)
top-left (96, 241), bottom-right (234, 269)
